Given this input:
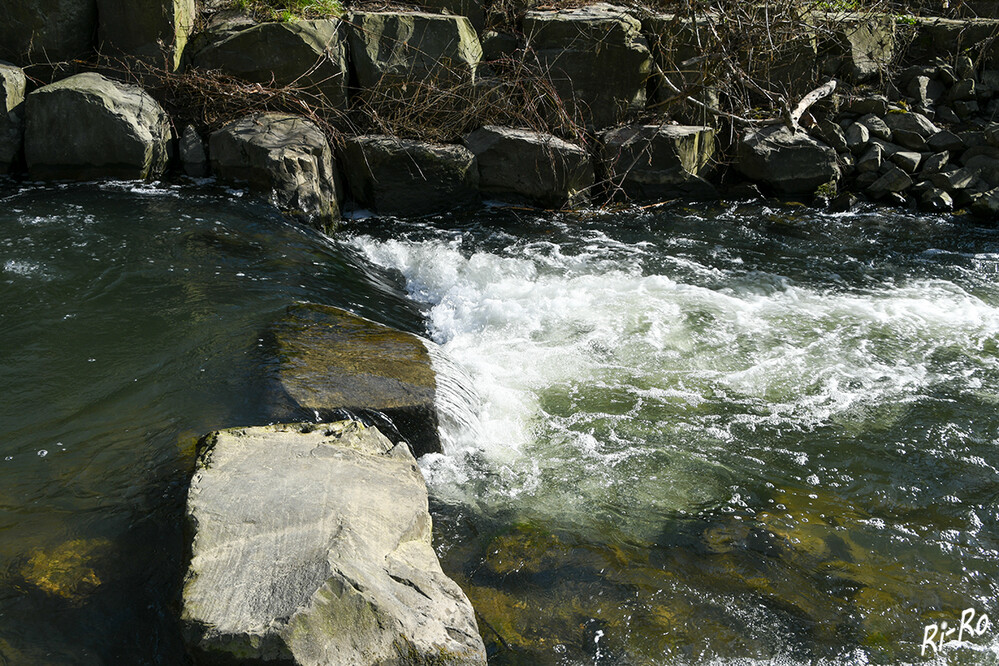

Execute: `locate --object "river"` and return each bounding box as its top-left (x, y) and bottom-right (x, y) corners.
top-left (1, 181), bottom-right (997, 665)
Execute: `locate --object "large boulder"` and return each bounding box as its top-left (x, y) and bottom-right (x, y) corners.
top-left (641, 12), bottom-right (722, 119)
top-left (24, 73), bottom-right (171, 181)
top-left (342, 135), bottom-right (478, 216)
top-left (905, 17), bottom-right (999, 67)
top-left (0, 62), bottom-right (26, 174)
top-left (0, 0), bottom-right (97, 67)
top-left (812, 11), bottom-right (894, 82)
top-left (881, 110), bottom-right (940, 151)
top-left (96, 0), bottom-right (196, 71)
top-left (347, 12), bottom-right (482, 103)
top-left (600, 124), bottom-right (717, 201)
top-left (267, 303), bottom-right (480, 456)
top-left (735, 125), bottom-right (840, 196)
top-left (524, 3), bottom-right (651, 128)
top-left (191, 20), bottom-right (349, 109)
top-left (182, 420), bottom-right (487, 666)
top-left (464, 125), bottom-right (593, 207)
top-left (210, 113), bottom-right (340, 228)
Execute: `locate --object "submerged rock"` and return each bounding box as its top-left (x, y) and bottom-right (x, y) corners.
top-left (96, 0), bottom-right (195, 71)
top-left (0, 62), bottom-right (26, 174)
top-left (464, 125), bottom-right (593, 208)
top-left (268, 303), bottom-right (474, 456)
top-left (524, 3), bottom-right (651, 128)
top-left (210, 113), bottom-right (340, 228)
top-left (182, 421), bottom-right (486, 666)
top-left (342, 134), bottom-right (478, 216)
top-left (24, 73), bottom-right (171, 181)
top-left (600, 124), bottom-right (717, 201)
top-left (19, 538), bottom-right (112, 604)
top-left (735, 125), bottom-right (840, 196)
top-left (191, 20), bottom-right (349, 109)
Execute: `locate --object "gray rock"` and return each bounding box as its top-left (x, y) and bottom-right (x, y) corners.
top-left (882, 110), bottom-right (940, 150)
top-left (0, 62), bottom-right (26, 174)
top-left (417, 0), bottom-right (485, 33)
top-left (829, 191), bottom-right (858, 212)
top-left (971, 187), bottom-right (999, 217)
top-left (210, 113), bottom-right (340, 228)
top-left (950, 77), bottom-right (977, 102)
top-left (935, 105), bottom-right (961, 124)
top-left (841, 94), bottom-right (889, 116)
top-left (465, 125), bottom-right (593, 207)
top-left (920, 151), bottom-right (949, 177)
top-left (859, 114), bottom-right (892, 141)
top-left (890, 150), bottom-right (922, 173)
top-left (867, 165), bottom-right (912, 198)
top-left (960, 130), bottom-right (988, 148)
top-left (812, 118), bottom-right (849, 153)
top-left (986, 124), bottom-right (999, 147)
top-left (266, 303), bottom-right (477, 456)
top-left (600, 124), bottom-right (717, 201)
top-left (957, 53), bottom-right (977, 80)
top-left (179, 125), bottom-right (207, 178)
top-left (347, 12), bottom-right (482, 104)
top-left (856, 143), bottom-right (884, 173)
top-left (846, 122), bottom-right (871, 154)
top-left (96, 0), bottom-right (195, 71)
top-left (908, 75), bottom-right (947, 108)
top-left (25, 73), bottom-right (170, 181)
top-left (735, 125), bottom-right (839, 195)
top-left (929, 167), bottom-right (976, 191)
top-left (192, 20), bottom-right (348, 109)
top-left (813, 12), bottom-right (893, 81)
top-left (964, 155), bottom-right (999, 187)
top-left (342, 135), bottom-right (478, 216)
top-left (927, 129), bottom-right (965, 152)
top-left (524, 3), bottom-right (651, 128)
top-left (0, 0), bottom-right (96, 67)
top-left (954, 99), bottom-right (980, 118)
top-left (838, 152), bottom-right (856, 177)
top-left (182, 421), bottom-right (487, 666)
top-left (961, 144), bottom-right (999, 164)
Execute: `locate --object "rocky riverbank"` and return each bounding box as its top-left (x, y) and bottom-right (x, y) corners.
top-left (1, 1), bottom-right (999, 226)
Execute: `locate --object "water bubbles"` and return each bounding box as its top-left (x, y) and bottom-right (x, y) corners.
top-left (807, 474), bottom-right (820, 485)
top-left (37, 449), bottom-right (48, 457)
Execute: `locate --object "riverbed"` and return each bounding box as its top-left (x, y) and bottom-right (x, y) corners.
top-left (1, 182), bottom-right (997, 665)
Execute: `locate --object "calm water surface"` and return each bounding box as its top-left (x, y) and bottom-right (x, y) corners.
top-left (1, 181), bottom-right (998, 665)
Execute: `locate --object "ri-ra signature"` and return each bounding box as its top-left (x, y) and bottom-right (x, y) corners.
top-left (922, 607), bottom-right (992, 657)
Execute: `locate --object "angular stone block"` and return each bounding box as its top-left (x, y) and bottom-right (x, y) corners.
top-left (182, 420), bottom-right (487, 666)
top-left (342, 134), bottom-right (478, 216)
top-left (192, 20), bottom-right (349, 109)
top-left (210, 113), bottom-right (340, 228)
top-left (524, 3), bottom-right (651, 129)
top-left (25, 73), bottom-right (171, 181)
top-left (97, 0), bottom-right (196, 71)
top-left (600, 124), bottom-right (717, 201)
top-left (465, 125), bottom-right (593, 207)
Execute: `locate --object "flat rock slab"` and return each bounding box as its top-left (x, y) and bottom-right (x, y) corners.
top-left (192, 20), bottom-right (348, 109)
top-left (464, 125), bottom-right (593, 208)
top-left (342, 135), bottom-right (478, 216)
top-left (210, 112), bottom-right (340, 228)
top-left (524, 3), bottom-right (651, 128)
top-left (182, 421), bottom-right (486, 666)
top-left (269, 303), bottom-right (449, 456)
top-left (600, 124), bottom-right (717, 201)
top-left (24, 72), bottom-right (171, 181)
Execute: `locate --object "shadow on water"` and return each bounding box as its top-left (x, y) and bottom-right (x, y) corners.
top-left (0, 183), bottom-right (423, 663)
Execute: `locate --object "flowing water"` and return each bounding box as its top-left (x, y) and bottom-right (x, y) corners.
top-left (1, 181), bottom-right (998, 665)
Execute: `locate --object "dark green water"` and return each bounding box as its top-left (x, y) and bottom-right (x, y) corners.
top-left (1, 182), bottom-right (998, 665)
